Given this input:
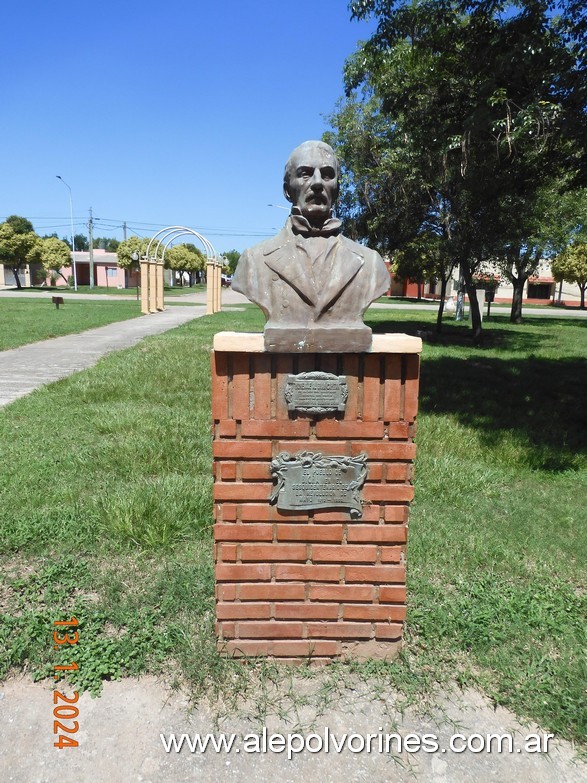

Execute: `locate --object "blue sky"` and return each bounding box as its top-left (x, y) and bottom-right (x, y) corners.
top-left (0, 1), bottom-right (375, 254)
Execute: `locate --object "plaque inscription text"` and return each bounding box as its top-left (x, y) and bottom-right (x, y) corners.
top-left (270, 450), bottom-right (368, 519)
top-left (284, 372), bottom-right (348, 415)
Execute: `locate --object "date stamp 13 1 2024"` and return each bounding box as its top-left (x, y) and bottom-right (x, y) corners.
top-left (52, 616), bottom-right (80, 749)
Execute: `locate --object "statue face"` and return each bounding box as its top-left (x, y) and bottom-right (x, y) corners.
top-left (284, 143), bottom-right (339, 225)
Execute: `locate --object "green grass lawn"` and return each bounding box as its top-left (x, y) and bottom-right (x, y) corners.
top-left (0, 308), bottom-right (585, 742)
top-left (6, 284), bottom-right (206, 297)
top-left (0, 299), bottom-right (142, 351)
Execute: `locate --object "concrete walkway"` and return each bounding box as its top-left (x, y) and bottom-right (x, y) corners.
top-left (0, 306), bottom-right (204, 408)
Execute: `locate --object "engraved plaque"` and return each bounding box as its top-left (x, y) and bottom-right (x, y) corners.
top-left (284, 372), bottom-right (348, 414)
top-left (270, 450), bottom-right (368, 519)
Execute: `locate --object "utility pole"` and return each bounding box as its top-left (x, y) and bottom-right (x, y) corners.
top-left (123, 221), bottom-right (127, 241)
top-left (88, 207), bottom-right (95, 288)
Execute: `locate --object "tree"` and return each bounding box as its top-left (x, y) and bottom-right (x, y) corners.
top-left (39, 236), bottom-right (72, 285)
top-left (165, 244), bottom-right (205, 286)
top-left (495, 184), bottom-right (587, 322)
top-left (0, 220), bottom-right (42, 289)
top-left (6, 215), bottom-right (34, 234)
top-left (327, 0), bottom-right (587, 343)
top-left (62, 233), bottom-right (89, 252)
top-left (552, 243), bottom-right (587, 308)
top-left (116, 236), bottom-right (149, 269)
top-left (93, 236), bottom-right (120, 252)
top-left (222, 249), bottom-right (241, 274)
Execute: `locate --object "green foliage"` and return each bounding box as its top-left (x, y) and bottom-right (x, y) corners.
top-left (328, 0), bottom-right (587, 336)
top-left (0, 221), bottom-right (43, 288)
top-left (39, 236), bottom-right (72, 280)
top-left (222, 249), bottom-right (241, 274)
top-left (165, 243), bottom-right (205, 273)
top-left (93, 236), bottom-right (120, 252)
top-left (552, 241), bottom-right (587, 306)
top-left (5, 214), bottom-right (34, 234)
top-left (116, 236), bottom-right (149, 269)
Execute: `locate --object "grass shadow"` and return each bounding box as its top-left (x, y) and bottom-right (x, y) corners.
top-left (420, 355), bottom-right (587, 470)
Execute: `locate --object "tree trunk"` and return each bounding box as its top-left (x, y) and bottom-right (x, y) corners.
top-left (510, 278), bottom-right (526, 323)
top-left (435, 277), bottom-right (449, 333)
top-left (12, 265), bottom-right (22, 289)
top-left (580, 283), bottom-right (586, 309)
top-left (462, 267), bottom-right (483, 345)
top-left (417, 281), bottom-right (422, 300)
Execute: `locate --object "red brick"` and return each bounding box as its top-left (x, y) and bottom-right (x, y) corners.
top-left (251, 354), bottom-right (271, 420)
top-left (344, 565), bottom-right (406, 583)
top-left (241, 462), bottom-right (271, 481)
top-left (216, 584), bottom-right (237, 601)
top-left (365, 463), bottom-right (385, 482)
top-left (213, 482), bottom-right (270, 501)
top-left (274, 603), bottom-right (339, 620)
top-left (320, 355), bottom-right (338, 374)
top-left (220, 503), bottom-right (238, 521)
top-left (386, 463), bottom-right (410, 481)
top-left (313, 506), bottom-right (380, 523)
top-left (276, 524), bottom-right (343, 543)
top-left (231, 354), bottom-right (251, 421)
top-left (307, 622), bottom-right (372, 639)
top-left (216, 603), bottom-right (272, 620)
top-left (380, 546), bottom-right (403, 563)
top-left (404, 355), bottom-right (420, 421)
top-left (273, 640), bottom-right (339, 657)
top-left (351, 442), bottom-right (416, 460)
top-left (315, 420), bottom-right (385, 439)
top-left (211, 352), bottom-right (228, 419)
top-left (309, 584), bottom-right (374, 603)
top-left (277, 440), bottom-right (352, 456)
top-left (274, 564), bottom-right (341, 582)
top-left (239, 583), bottom-right (306, 601)
top-left (362, 355), bottom-right (381, 422)
top-left (217, 543), bottom-right (238, 562)
top-left (383, 355), bottom-right (402, 422)
top-left (347, 526), bottom-right (407, 544)
top-left (379, 586), bottom-right (407, 603)
top-left (215, 564), bottom-right (271, 582)
top-left (213, 441), bottom-right (273, 459)
top-left (217, 420), bottom-right (237, 438)
top-left (384, 505), bottom-right (409, 523)
top-left (218, 461), bottom-right (237, 481)
top-left (343, 604), bottom-right (406, 621)
top-left (275, 356), bottom-right (293, 420)
top-left (223, 640), bottom-right (270, 657)
top-left (214, 524), bottom-right (273, 542)
top-left (238, 621), bottom-right (304, 639)
top-left (375, 623), bottom-right (403, 640)
top-left (238, 504), bottom-right (308, 522)
top-left (241, 420), bottom-right (311, 438)
top-left (312, 545), bottom-right (377, 563)
top-left (363, 484), bottom-right (414, 502)
top-left (216, 621), bottom-right (236, 638)
top-left (342, 355), bottom-right (359, 420)
top-left (386, 422), bottom-right (410, 439)
top-left (240, 543), bottom-right (307, 562)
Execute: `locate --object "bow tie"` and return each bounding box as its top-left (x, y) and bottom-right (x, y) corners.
top-left (289, 212), bottom-right (342, 238)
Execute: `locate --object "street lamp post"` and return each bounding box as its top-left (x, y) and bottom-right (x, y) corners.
top-left (56, 175), bottom-right (78, 291)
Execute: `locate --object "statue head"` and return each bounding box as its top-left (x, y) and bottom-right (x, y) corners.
top-left (283, 141), bottom-right (340, 226)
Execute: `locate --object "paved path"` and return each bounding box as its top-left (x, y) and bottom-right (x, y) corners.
top-left (0, 306), bottom-right (204, 408)
top-left (0, 676), bottom-right (584, 783)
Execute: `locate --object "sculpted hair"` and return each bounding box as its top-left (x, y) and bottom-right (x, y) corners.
top-left (283, 141), bottom-right (340, 190)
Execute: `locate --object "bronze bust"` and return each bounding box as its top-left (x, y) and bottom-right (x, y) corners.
top-left (232, 141), bottom-right (390, 352)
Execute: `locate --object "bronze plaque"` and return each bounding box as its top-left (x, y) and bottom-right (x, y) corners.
top-left (270, 450), bottom-right (368, 519)
top-left (284, 372), bottom-right (348, 414)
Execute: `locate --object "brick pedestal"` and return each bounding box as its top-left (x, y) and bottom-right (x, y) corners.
top-left (212, 331), bottom-right (422, 662)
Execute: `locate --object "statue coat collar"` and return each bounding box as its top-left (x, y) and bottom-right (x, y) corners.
top-left (262, 222), bottom-right (364, 315)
